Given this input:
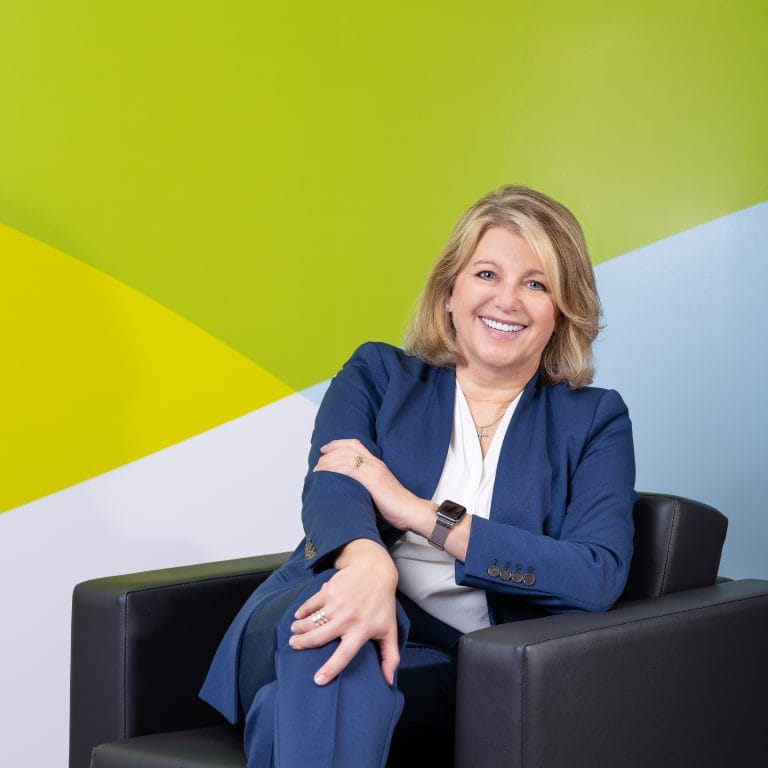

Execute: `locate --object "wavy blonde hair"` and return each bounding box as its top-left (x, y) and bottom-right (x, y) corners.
top-left (404, 185), bottom-right (601, 388)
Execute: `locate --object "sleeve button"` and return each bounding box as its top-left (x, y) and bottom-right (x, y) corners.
top-left (487, 565), bottom-right (500, 577)
top-left (523, 573), bottom-right (536, 586)
top-left (511, 571), bottom-right (524, 583)
top-left (500, 568), bottom-right (512, 580)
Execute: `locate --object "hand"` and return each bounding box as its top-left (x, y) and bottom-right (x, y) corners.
top-left (289, 539), bottom-right (400, 686)
top-left (314, 439), bottom-right (434, 536)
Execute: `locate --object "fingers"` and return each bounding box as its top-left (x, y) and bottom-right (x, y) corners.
top-left (378, 624), bottom-right (401, 686)
top-left (314, 441), bottom-right (368, 475)
top-left (290, 612), bottom-right (327, 638)
top-left (290, 610), bottom-right (401, 687)
top-left (287, 551), bottom-right (400, 687)
top-left (306, 624), bottom-right (401, 687)
top-left (291, 587), bottom-right (334, 637)
top-left (288, 617), bottom-right (337, 648)
top-left (293, 584), bottom-right (326, 620)
top-left (319, 438), bottom-right (366, 454)
top-left (311, 635), bottom-right (364, 686)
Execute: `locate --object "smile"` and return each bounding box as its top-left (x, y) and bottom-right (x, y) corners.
top-left (480, 317), bottom-right (525, 333)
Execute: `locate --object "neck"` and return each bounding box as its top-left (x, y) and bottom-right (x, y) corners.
top-left (455, 365), bottom-right (533, 405)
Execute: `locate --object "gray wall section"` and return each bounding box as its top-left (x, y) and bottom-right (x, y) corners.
top-left (593, 202), bottom-right (768, 579)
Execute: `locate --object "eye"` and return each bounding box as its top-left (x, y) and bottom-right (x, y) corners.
top-left (526, 279), bottom-right (547, 292)
top-left (476, 270), bottom-right (496, 281)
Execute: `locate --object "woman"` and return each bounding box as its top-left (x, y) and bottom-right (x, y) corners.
top-left (200, 185), bottom-right (636, 766)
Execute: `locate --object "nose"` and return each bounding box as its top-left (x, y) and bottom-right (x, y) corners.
top-left (493, 281), bottom-right (522, 313)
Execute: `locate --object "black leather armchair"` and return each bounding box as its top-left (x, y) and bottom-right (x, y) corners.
top-left (69, 493), bottom-right (768, 767)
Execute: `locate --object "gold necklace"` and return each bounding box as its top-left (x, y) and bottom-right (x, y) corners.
top-left (462, 385), bottom-right (516, 441)
top-left (473, 410), bottom-right (506, 440)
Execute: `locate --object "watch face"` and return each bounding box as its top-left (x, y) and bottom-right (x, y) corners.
top-left (438, 500), bottom-right (466, 522)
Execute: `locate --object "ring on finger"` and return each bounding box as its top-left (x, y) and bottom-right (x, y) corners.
top-left (311, 609), bottom-right (329, 626)
top-left (354, 455), bottom-right (363, 469)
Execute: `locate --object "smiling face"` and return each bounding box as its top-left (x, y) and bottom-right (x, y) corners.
top-left (449, 226), bottom-right (559, 386)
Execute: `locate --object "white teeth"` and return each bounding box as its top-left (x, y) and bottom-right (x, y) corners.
top-left (481, 317), bottom-right (524, 333)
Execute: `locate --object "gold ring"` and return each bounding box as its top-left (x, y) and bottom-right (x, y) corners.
top-left (355, 455), bottom-right (363, 469)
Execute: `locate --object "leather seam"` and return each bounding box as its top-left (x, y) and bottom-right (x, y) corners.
top-left (517, 591), bottom-right (768, 649)
top-left (659, 496), bottom-right (679, 595)
top-left (121, 593), bottom-right (128, 739)
top-left (521, 652), bottom-right (527, 768)
top-left (117, 570), bottom-right (278, 596)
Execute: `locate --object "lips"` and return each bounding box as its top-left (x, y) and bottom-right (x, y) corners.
top-left (480, 316), bottom-right (525, 333)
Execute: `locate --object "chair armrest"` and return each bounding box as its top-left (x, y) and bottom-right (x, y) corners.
top-left (69, 553), bottom-right (289, 768)
top-left (456, 579), bottom-right (768, 768)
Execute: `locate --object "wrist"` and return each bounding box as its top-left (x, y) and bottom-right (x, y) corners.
top-left (426, 500), bottom-right (468, 551)
top-left (335, 539), bottom-right (397, 579)
top-left (411, 498), bottom-right (440, 539)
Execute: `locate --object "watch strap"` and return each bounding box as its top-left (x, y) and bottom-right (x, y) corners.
top-left (428, 500), bottom-right (467, 550)
top-left (428, 515), bottom-right (453, 550)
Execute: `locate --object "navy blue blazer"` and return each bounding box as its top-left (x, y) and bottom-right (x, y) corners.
top-left (200, 342), bottom-right (637, 723)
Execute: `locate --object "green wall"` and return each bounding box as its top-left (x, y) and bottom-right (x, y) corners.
top-left (1, 1), bottom-right (766, 511)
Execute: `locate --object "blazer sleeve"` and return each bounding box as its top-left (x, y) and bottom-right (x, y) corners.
top-left (455, 389), bottom-right (637, 612)
top-left (300, 342), bottom-right (391, 571)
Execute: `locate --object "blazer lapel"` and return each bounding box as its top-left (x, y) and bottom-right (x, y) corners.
top-left (421, 366), bottom-right (456, 498)
top-left (489, 374), bottom-right (550, 531)
top-left (383, 366), bottom-right (455, 502)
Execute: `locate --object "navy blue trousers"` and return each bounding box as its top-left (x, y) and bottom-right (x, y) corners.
top-left (237, 570), bottom-right (462, 768)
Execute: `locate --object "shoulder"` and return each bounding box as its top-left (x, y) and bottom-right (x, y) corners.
top-left (543, 381), bottom-right (627, 409)
top-left (343, 341), bottom-right (444, 384)
top-left (536, 381), bottom-right (630, 434)
top-left (318, 342), bottom-right (448, 436)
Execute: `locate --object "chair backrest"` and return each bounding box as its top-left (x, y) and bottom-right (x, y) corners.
top-left (618, 492), bottom-right (728, 603)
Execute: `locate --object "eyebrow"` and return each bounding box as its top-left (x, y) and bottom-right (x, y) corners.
top-left (471, 259), bottom-right (547, 278)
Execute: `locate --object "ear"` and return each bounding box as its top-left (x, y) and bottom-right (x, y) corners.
top-left (446, 285), bottom-right (455, 312)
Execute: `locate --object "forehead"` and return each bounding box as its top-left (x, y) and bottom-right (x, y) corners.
top-left (463, 226), bottom-right (542, 270)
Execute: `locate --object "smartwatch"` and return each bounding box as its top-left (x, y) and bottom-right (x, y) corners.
top-left (428, 500), bottom-right (467, 550)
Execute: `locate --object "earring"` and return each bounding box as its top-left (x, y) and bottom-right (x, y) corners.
top-left (445, 303), bottom-right (453, 312)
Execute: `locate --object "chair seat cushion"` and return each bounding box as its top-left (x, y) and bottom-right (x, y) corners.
top-left (91, 725), bottom-right (245, 768)
top-left (89, 722), bottom-right (452, 767)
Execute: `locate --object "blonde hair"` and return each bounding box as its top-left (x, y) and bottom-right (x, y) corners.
top-left (404, 185), bottom-right (601, 388)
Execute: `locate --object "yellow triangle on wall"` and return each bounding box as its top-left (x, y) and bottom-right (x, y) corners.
top-left (0, 223), bottom-right (294, 513)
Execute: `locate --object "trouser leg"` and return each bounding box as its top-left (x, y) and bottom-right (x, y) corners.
top-left (241, 570), bottom-right (409, 768)
top-left (243, 679), bottom-right (279, 768)
top-left (394, 592), bottom-right (461, 730)
top-left (238, 581), bottom-right (309, 717)
top-left (386, 593), bottom-right (461, 766)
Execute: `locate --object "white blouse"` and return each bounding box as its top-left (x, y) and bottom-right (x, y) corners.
top-left (390, 379), bottom-right (522, 633)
